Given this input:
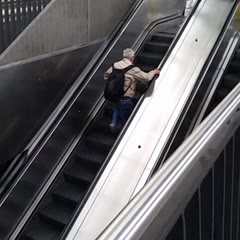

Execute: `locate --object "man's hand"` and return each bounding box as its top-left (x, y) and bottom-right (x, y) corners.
top-left (153, 69), bottom-right (160, 75)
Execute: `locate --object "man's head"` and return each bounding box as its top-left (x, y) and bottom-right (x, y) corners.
top-left (123, 48), bottom-right (135, 63)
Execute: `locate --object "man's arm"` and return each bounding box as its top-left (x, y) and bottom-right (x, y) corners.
top-left (104, 67), bottom-right (113, 80)
top-left (133, 67), bottom-right (160, 82)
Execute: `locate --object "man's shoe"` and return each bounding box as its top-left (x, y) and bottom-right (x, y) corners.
top-left (109, 123), bottom-right (119, 134)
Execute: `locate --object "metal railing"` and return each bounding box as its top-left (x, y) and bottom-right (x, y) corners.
top-left (97, 82), bottom-right (240, 240)
top-left (0, 0), bottom-right (51, 53)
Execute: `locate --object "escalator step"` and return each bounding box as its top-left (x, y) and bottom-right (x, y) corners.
top-left (90, 122), bottom-right (116, 142)
top-left (52, 181), bottom-right (86, 206)
top-left (222, 74), bottom-right (240, 89)
top-left (23, 220), bottom-right (63, 240)
top-left (164, 25), bottom-right (181, 34)
top-left (137, 52), bottom-right (163, 66)
top-left (151, 33), bottom-right (174, 43)
top-left (76, 147), bottom-right (106, 169)
top-left (60, 111), bottom-right (83, 130)
top-left (227, 61), bottom-right (240, 75)
top-left (104, 102), bottom-right (115, 117)
top-left (86, 132), bottom-right (115, 150)
top-left (51, 123), bottom-right (76, 141)
top-left (39, 201), bottom-right (75, 228)
top-left (144, 41), bottom-right (171, 54)
top-left (92, 117), bottom-right (112, 133)
top-left (64, 163), bottom-right (97, 185)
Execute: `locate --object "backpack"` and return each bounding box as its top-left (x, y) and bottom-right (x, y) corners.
top-left (104, 64), bottom-right (135, 102)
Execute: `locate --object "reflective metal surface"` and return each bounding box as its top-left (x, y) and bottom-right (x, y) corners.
top-left (0, 41), bottom-right (102, 164)
top-left (97, 80), bottom-right (240, 240)
top-left (0, 0), bottom-right (136, 66)
top-left (66, 0), bottom-right (236, 239)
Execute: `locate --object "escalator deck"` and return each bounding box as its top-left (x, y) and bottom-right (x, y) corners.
top-left (18, 29), bottom-right (177, 240)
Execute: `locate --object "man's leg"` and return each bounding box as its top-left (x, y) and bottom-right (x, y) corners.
top-left (119, 98), bottom-right (133, 126)
top-left (110, 102), bottom-right (120, 133)
top-left (111, 106), bottom-right (119, 127)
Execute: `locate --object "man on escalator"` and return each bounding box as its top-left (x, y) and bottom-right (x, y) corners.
top-left (104, 48), bottom-right (160, 133)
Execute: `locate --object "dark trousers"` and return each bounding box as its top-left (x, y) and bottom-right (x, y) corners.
top-left (112, 97), bottom-right (133, 127)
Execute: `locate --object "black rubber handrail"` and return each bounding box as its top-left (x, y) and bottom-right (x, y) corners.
top-left (0, 151), bottom-right (27, 202)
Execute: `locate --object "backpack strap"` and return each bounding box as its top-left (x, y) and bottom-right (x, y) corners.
top-left (110, 64), bottom-right (135, 96)
top-left (122, 64), bottom-right (136, 74)
top-left (111, 64), bottom-right (135, 73)
top-left (122, 65), bottom-right (136, 95)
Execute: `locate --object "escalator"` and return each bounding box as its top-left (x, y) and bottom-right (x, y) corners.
top-left (18, 28), bottom-right (179, 240)
top-left (155, 28), bottom-right (240, 169)
top-left (203, 44), bottom-right (240, 115)
top-left (0, 2), bottom-right (184, 236)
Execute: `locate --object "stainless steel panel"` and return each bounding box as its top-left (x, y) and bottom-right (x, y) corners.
top-left (0, 0), bottom-right (88, 65)
top-left (66, 0), bottom-right (235, 240)
top-left (0, 0), bottom-right (136, 66)
top-left (89, 0), bottom-right (135, 40)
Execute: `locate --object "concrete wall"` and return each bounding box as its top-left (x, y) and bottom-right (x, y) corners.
top-left (0, 0), bottom-right (135, 66)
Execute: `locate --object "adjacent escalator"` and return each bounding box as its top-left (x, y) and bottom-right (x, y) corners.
top-left (18, 29), bottom-right (178, 240)
top-left (204, 44), bottom-right (240, 115)
top-left (156, 37), bottom-right (240, 168)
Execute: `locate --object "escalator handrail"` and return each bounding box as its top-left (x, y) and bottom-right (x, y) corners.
top-left (0, 151), bottom-right (27, 197)
top-left (96, 83), bottom-right (240, 240)
top-left (0, 0), bottom-right (146, 206)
